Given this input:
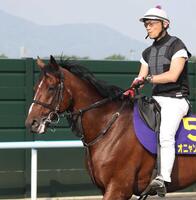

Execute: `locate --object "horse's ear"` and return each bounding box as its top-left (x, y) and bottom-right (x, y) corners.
top-left (36, 57), bottom-right (45, 69)
top-left (50, 55), bottom-right (59, 71)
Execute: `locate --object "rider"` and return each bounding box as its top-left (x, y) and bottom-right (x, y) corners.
top-left (131, 5), bottom-right (191, 196)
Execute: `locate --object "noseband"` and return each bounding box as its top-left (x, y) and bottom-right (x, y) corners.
top-left (33, 72), bottom-right (65, 127)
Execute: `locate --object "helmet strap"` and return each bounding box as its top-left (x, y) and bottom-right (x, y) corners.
top-left (154, 21), bottom-right (167, 41)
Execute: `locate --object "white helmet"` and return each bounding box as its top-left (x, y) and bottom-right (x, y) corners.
top-left (140, 6), bottom-right (170, 23)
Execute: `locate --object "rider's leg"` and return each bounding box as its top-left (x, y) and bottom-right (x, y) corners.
top-left (153, 96), bottom-right (189, 182)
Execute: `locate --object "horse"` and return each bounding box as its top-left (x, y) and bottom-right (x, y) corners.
top-left (25, 55), bottom-right (196, 200)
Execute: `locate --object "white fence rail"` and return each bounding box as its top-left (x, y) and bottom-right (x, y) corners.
top-left (0, 140), bottom-right (83, 200)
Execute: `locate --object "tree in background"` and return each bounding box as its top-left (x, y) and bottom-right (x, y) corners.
top-left (52, 54), bottom-right (90, 60)
top-left (104, 54), bottom-right (126, 61)
top-left (189, 55), bottom-right (196, 63)
top-left (0, 54), bottom-right (8, 59)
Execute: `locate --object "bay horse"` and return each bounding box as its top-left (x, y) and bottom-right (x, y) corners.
top-left (25, 56), bottom-right (196, 200)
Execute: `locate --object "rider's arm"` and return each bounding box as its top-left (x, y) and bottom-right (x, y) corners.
top-left (151, 57), bottom-right (186, 84)
top-left (138, 63), bottom-right (149, 78)
top-left (138, 57), bottom-right (149, 78)
top-left (130, 63), bottom-right (148, 88)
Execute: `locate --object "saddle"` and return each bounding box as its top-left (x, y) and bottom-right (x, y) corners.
top-left (137, 96), bottom-right (161, 133)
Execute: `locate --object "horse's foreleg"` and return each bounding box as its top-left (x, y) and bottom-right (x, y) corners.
top-left (103, 192), bottom-right (131, 200)
top-left (103, 182), bottom-right (133, 200)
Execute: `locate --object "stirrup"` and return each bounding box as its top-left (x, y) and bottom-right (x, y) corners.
top-left (149, 177), bottom-right (167, 197)
top-left (139, 177), bottom-right (167, 198)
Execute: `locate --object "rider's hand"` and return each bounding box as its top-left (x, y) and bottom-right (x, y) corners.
top-left (131, 77), bottom-right (145, 88)
top-left (123, 88), bottom-right (135, 97)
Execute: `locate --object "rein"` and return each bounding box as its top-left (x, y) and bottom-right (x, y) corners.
top-left (83, 101), bottom-right (126, 147)
top-left (33, 68), bottom-right (125, 145)
top-left (32, 67), bottom-right (127, 185)
top-left (65, 93), bottom-right (124, 146)
top-left (65, 95), bottom-right (126, 185)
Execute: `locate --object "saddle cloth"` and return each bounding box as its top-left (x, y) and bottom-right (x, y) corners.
top-left (133, 103), bottom-right (196, 155)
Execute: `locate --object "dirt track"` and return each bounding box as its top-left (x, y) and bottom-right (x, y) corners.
top-left (22, 192), bottom-right (195, 200)
top-left (143, 192), bottom-right (196, 200)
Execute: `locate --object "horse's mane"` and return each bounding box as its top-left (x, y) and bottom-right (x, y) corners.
top-left (58, 59), bottom-right (124, 98)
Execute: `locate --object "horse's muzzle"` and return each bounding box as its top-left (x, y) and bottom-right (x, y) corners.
top-left (25, 118), bottom-right (47, 134)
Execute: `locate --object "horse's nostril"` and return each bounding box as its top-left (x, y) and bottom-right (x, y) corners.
top-left (32, 120), bottom-right (39, 129)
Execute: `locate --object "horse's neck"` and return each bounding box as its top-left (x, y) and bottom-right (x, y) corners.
top-left (71, 78), bottom-right (102, 110)
top-left (64, 69), bottom-right (118, 143)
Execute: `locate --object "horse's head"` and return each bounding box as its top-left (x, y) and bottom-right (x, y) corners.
top-left (25, 56), bottom-right (72, 134)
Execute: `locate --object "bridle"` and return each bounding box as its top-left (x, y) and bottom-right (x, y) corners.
top-left (32, 68), bottom-right (126, 184)
top-left (33, 72), bottom-right (65, 127)
top-left (32, 69), bottom-right (125, 147)
top-left (33, 69), bottom-right (125, 144)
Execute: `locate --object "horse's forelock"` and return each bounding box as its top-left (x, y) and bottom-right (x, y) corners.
top-left (44, 64), bottom-right (57, 74)
top-left (42, 64), bottom-right (62, 79)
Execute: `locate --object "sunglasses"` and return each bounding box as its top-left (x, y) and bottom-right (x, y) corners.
top-left (144, 21), bottom-right (161, 28)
